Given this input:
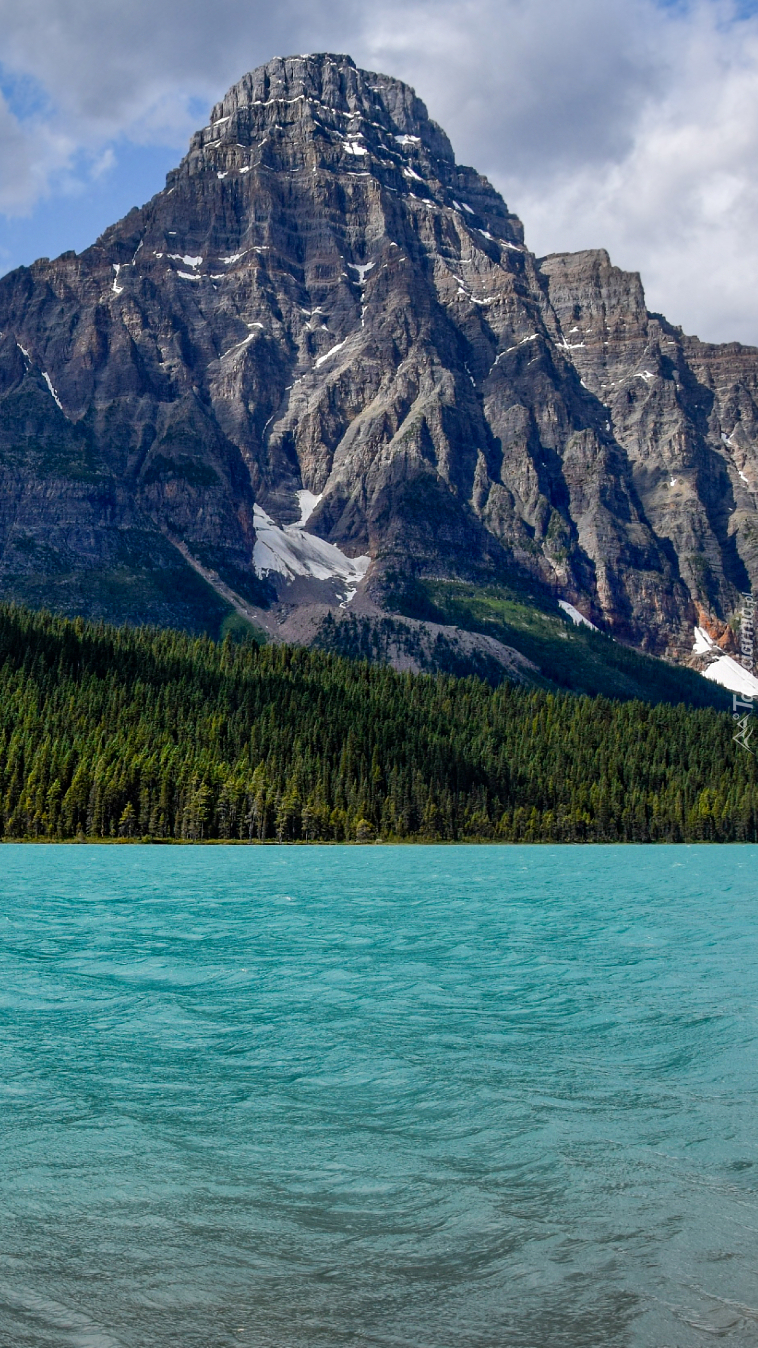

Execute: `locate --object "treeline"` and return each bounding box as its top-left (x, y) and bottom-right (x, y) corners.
top-left (0, 603), bottom-right (755, 844)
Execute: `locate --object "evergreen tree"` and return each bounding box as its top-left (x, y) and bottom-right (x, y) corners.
top-left (0, 603), bottom-right (753, 844)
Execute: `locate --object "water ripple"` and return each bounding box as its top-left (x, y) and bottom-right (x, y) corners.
top-left (0, 844), bottom-right (757, 1346)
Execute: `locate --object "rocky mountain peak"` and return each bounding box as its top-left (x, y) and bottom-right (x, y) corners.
top-left (0, 53), bottom-right (756, 690)
top-left (172, 52), bottom-right (491, 230)
top-left (204, 52), bottom-right (446, 152)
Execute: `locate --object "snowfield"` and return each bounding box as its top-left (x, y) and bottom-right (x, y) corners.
top-left (252, 504), bottom-right (369, 596)
top-left (559, 600), bottom-right (599, 631)
top-left (692, 626), bottom-right (758, 697)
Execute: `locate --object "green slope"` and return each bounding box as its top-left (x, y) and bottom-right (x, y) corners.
top-left (0, 603), bottom-right (753, 844)
top-left (387, 578), bottom-right (729, 710)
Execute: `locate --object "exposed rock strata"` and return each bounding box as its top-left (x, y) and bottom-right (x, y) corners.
top-left (0, 54), bottom-right (755, 662)
top-left (539, 250), bottom-right (758, 656)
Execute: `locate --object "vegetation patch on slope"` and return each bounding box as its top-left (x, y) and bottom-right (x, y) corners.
top-left (388, 578), bottom-right (729, 708)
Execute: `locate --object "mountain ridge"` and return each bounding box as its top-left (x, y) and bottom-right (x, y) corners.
top-left (0, 52), bottom-right (756, 694)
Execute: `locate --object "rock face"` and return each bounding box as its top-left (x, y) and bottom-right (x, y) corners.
top-left (0, 53), bottom-right (756, 656)
top-left (539, 250), bottom-right (758, 656)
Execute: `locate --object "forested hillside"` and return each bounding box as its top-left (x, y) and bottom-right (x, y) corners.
top-left (0, 604), bottom-right (754, 844)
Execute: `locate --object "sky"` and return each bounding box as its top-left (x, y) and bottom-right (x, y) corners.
top-left (1, 0), bottom-right (758, 344)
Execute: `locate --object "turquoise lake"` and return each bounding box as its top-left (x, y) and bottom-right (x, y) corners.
top-left (1, 845), bottom-right (757, 1346)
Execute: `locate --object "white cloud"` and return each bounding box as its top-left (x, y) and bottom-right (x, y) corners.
top-left (0, 82), bottom-right (76, 214)
top-left (0, 0), bottom-right (355, 140)
top-left (363, 0), bottom-right (758, 343)
top-left (1, 0), bottom-right (758, 342)
top-left (479, 1), bottom-right (758, 344)
top-left (363, 0), bottom-right (662, 177)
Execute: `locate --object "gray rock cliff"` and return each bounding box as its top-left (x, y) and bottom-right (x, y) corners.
top-left (0, 53), bottom-right (755, 664)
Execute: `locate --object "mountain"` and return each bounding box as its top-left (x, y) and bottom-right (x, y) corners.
top-left (0, 52), bottom-right (755, 697)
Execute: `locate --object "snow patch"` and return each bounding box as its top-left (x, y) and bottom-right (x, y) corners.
top-left (112, 263), bottom-right (123, 295)
top-left (394, 134), bottom-right (420, 146)
top-left (221, 253), bottom-right (244, 265)
top-left (295, 489), bottom-right (322, 525)
top-left (221, 333), bottom-right (256, 359)
top-left (402, 165), bottom-right (424, 183)
top-left (559, 600), bottom-right (599, 631)
top-left (693, 626), bottom-right (715, 656)
top-left (253, 504), bottom-right (369, 590)
top-left (42, 372), bottom-right (63, 411)
top-left (344, 140), bottom-right (367, 156)
top-left (217, 171), bottom-right (228, 180)
top-left (315, 338), bottom-right (347, 368)
top-left (249, 94), bottom-right (307, 108)
top-left (495, 334), bottom-right (539, 362)
top-left (348, 261), bottom-right (375, 283)
top-left (177, 271), bottom-right (202, 281)
top-left (692, 626), bottom-right (758, 697)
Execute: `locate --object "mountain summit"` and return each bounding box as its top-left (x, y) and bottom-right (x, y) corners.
top-left (0, 53), bottom-right (756, 685)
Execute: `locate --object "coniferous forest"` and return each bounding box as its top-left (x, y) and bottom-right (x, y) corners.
top-left (0, 603), bottom-right (755, 844)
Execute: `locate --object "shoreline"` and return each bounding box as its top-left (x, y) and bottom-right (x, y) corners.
top-left (0, 836), bottom-right (746, 847)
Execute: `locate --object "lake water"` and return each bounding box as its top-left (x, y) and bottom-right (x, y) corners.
top-left (1, 845), bottom-right (757, 1347)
